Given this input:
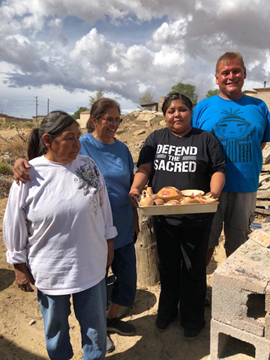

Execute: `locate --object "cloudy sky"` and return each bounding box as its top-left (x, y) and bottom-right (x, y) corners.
top-left (0, 0), bottom-right (270, 119)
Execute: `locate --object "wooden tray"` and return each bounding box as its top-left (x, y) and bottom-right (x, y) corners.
top-left (138, 202), bottom-right (219, 216)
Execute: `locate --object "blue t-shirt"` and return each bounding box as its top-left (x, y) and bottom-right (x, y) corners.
top-left (79, 133), bottom-right (134, 250)
top-left (192, 95), bottom-right (270, 192)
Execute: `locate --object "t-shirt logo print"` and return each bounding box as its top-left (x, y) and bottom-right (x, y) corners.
top-left (75, 158), bottom-right (100, 196)
top-left (213, 109), bottom-right (256, 163)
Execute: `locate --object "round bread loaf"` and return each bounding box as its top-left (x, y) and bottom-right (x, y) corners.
top-left (157, 186), bottom-right (182, 203)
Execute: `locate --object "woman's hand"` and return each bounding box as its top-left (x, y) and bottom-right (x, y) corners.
top-left (13, 158), bottom-right (31, 185)
top-left (14, 263), bottom-right (35, 292)
top-left (129, 188), bottom-right (141, 207)
top-left (129, 162), bottom-right (152, 207)
top-left (107, 239), bottom-right (114, 267)
top-left (209, 171), bottom-right (225, 199)
top-left (205, 192), bottom-right (216, 198)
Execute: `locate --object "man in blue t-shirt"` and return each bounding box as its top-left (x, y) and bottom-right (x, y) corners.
top-left (192, 52), bottom-right (270, 264)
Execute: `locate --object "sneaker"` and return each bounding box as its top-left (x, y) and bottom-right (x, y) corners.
top-left (184, 328), bottom-right (201, 341)
top-left (155, 317), bottom-right (174, 332)
top-left (107, 317), bottom-right (135, 336)
top-left (106, 334), bottom-right (115, 353)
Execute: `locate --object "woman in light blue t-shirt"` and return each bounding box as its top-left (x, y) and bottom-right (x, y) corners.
top-left (80, 99), bottom-right (139, 351)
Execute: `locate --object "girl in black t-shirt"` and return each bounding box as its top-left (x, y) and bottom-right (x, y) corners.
top-left (129, 93), bottom-right (225, 340)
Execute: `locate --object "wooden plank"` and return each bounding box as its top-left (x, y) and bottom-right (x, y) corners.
top-left (258, 183), bottom-right (270, 190)
top-left (257, 190), bottom-right (270, 199)
top-left (262, 164), bottom-right (270, 172)
top-left (263, 145), bottom-right (270, 164)
top-left (259, 174), bottom-right (270, 186)
top-left (256, 200), bottom-right (270, 209)
top-left (255, 207), bottom-right (270, 215)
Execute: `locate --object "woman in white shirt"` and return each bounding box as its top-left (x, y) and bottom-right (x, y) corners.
top-left (3, 111), bottom-right (117, 360)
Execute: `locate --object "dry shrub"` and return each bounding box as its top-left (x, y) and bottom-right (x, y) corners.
top-left (9, 136), bottom-right (28, 157)
top-left (0, 162), bottom-right (13, 175)
top-left (0, 175), bottom-right (13, 196)
top-left (0, 130), bottom-right (29, 165)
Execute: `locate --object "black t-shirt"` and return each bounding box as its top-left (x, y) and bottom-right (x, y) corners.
top-left (137, 127), bottom-right (225, 223)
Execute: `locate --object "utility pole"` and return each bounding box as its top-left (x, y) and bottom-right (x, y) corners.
top-left (47, 98), bottom-right (49, 114)
top-left (35, 96), bottom-right (38, 122)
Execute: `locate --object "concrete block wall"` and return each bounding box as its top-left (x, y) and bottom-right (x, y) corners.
top-left (210, 319), bottom-right (270, 360)
top-left (210, 239), bottom-right (270, 359)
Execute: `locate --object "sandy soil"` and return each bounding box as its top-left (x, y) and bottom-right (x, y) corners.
top-left (0, 124), bottom-right (262, 359)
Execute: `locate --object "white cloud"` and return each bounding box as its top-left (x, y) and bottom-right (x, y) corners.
top-left (0, 0), bottom-right (270, 117)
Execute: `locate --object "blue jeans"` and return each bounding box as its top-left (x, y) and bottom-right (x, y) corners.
top-left (37, 279), bottom-right (106, 360)
top-left (110, 242), bottom-right (137, 307)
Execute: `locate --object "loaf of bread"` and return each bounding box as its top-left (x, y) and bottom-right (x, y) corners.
top-left (157, 186), bottom-right (182, 203)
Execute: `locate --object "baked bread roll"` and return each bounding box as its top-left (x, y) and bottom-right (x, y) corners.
top-left (182, 195), bottom-right (218, 204)
top-left (164, 199), bottom-right (181, 205)
top-left (157, 186), bottom-right (182, 203)
top-left (154, 198), bottom-right (165, 205)
top-left (182, 196), bottom-right (201, 204)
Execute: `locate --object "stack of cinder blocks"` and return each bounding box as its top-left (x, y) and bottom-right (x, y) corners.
top-left (210, 235), bottom-right (270, 360)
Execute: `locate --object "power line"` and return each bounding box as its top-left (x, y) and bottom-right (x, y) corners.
top-left (1, 96), bottom-right (78, 118)
top-left (3, 100), bottom-right (36, 118)
top-left (48, 99), bottom-right (77, 113)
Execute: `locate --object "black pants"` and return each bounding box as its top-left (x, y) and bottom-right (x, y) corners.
top-left (153, 215), bottom-right (213, 330)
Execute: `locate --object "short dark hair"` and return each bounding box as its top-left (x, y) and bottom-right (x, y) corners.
top-left (162, 93), bottom-right (193, 115)
top-left (86, 98), bottom-right (121, 133)
top-left (28, 111), bottom-right (78, 160)
top-left (216, 52), bottom-right (245, 74)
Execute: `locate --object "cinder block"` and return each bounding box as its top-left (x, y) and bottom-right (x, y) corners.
top-left (266, 312), bottom-right (270, 340)
top-left (266, 284), bottom-right (270, 312)
top-left (210, 319), bottom-right (270, 360)
top-left (212, 239), bottom-right (270, 337)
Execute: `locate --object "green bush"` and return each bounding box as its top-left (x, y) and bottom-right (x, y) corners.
top-left (0, 162), bottom-right (13, 175)
top-left (19, 121), bottom-right (33, 128)
top-left (1, 122), bottom-right (12, 129)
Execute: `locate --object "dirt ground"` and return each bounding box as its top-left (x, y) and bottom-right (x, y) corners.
top-left (0, 124), bottom-right (264, 359)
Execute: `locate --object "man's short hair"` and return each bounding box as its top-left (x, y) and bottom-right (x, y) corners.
top-left (215, 52), bottom-right (245, 74)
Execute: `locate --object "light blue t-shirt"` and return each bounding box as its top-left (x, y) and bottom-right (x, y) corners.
top-left (79, 133), bottom-right (134, 250)
top-left (192, 94), bottom-right (270, 192)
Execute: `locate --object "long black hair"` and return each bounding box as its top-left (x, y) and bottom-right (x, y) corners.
top-left (162, 93), bottom-right (193, 115)
top-left (28, 111), bottom-right (78, 160)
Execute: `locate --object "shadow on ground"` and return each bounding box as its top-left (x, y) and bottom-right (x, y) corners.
top-left (0, 337), bottom-right (47, 360)
top-left (0, 268), bottom-right (15, 291)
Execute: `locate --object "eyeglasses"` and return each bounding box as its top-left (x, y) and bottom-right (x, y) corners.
top-left (103, 117), bottom-right (123, 124)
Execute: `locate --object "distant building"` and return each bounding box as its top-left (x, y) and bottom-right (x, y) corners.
top-left (244, 86), bottom-right (270, 110)
top-left (78, 110), bottom-right (90, 129)
top-left (141, 102), bottom-right (158, 111)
